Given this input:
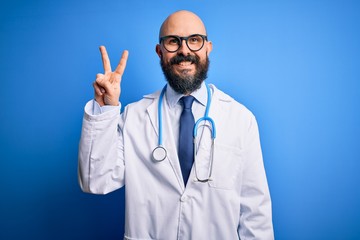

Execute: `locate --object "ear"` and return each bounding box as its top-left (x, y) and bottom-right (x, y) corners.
top-left (155, 44), bottom-right (162, 58)
top-left (206, 41), bottom-right (213, 55)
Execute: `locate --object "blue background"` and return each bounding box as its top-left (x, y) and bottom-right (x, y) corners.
top-left (1, 0), bottom-right (359, 239)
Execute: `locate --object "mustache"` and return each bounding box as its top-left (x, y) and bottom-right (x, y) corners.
top-left (170, 54), bottom-right (199, 65)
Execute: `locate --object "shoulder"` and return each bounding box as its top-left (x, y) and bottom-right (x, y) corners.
top-left (210, 84), bottom-right (255, 119)
top-left (122, 90), bottom-right (160, 113)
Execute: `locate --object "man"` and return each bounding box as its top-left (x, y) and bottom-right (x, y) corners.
top-left (78, 10), bottom-right (274, 240)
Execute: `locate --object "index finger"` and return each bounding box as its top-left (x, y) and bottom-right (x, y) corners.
top-left (114, 50), bottom-right (129, 76)
top-left (99, 46), bottom-right (112, 73)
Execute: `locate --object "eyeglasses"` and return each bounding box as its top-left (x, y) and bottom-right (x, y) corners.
top-left (159, 34), bottom-right (208, 53)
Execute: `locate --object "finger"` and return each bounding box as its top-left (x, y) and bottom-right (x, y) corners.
top-left (93, 81), bottom-right (104, 96)
top-left (114, 50), bottom-right (129, 76)
top-left (95, 72), bottom-right (111, 86)
top-left (95, 75), bottom-right (112, 91)
top-left (99, 46), bottom-right (112, 74)
top-left (95, 73), bottom-right (105, 85)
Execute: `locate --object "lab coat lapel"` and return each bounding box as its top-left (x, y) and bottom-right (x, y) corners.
top-left (145, 92), bottom-right (185, 191)
top-left (191, 85), bottom-right (232, 182)
top-left (206, 85), bottom-right (232, 141)
top-left (207, 85), bottom-right (231, 127)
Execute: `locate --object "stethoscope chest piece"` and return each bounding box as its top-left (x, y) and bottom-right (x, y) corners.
top-left (152, 145), bottom-right (167, 162)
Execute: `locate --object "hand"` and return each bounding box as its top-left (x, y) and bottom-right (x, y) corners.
top-left (93, 46), bottom-right (129, 106)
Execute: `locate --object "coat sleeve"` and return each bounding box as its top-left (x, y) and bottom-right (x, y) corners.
top-left (238, 115), bottom-right (274, 239)
top-left (78, 100), bottom-right (126, 194)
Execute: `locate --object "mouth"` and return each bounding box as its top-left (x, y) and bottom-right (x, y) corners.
top-left (177, 61), bottom-right (193, 67)
top-left (168, 54), bottom-right (198, 74)
top-left (174, 61), bottom-right (195, 74)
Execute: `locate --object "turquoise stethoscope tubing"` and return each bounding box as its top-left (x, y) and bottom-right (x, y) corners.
top-left (151, 84), bottom-right (216, 182)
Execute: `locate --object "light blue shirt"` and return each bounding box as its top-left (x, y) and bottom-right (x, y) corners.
top-left (89, 82), bottom-right (209, 149)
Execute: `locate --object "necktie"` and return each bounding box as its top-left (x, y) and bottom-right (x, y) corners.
top-left (179, 96), bottom-right (195, 186)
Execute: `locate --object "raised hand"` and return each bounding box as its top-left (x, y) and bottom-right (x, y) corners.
top-left (93, 46), bottom-right (129, 106)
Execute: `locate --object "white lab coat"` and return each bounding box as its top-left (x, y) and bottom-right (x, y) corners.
top-left (78, 84), bottom-right (274, 240)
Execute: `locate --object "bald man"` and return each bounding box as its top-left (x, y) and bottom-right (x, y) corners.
top-left (78, 10), bottom-right (274, 240)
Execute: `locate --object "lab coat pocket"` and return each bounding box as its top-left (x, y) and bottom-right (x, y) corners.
top-left (207, 143), bottom-right (243, 190)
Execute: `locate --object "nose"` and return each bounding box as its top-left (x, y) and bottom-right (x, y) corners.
top-left (177, 39), bottom-right (191, 55)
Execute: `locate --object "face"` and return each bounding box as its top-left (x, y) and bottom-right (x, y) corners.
top-left (156, 11), bottom-right (213, 94)
top-left (160, 52), bottom-right (210, 95)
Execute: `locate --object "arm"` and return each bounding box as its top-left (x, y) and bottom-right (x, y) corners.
top-left (238, 116), bottom-right (274, 239)
top-left (78, 101), bottom-right (125, 194)
top-left (78, 46), bottom-right (129, 194)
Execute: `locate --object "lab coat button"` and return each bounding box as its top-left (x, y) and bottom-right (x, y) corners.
top-left (180, 195), bottom-right (188, 202)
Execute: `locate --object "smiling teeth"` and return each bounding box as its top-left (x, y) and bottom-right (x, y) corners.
top-left (179, 61), bottom-right (192, 66)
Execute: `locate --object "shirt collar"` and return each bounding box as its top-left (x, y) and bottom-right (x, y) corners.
top-left (165, 82), bottom-right (207, 108)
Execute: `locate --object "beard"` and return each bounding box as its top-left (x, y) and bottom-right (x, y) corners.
top-left (160, 53), bottom-right (210, 94)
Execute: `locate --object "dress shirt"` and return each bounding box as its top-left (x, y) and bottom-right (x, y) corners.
top-left (80, 82), bottom-right (274, 239)
top-left (88, 82), bottom-right (209, 151)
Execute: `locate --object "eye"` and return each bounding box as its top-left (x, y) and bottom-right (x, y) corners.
top-left (167, 37), bottom-right (180, 45)
top-left (189, 36), bottom-right (200, 43)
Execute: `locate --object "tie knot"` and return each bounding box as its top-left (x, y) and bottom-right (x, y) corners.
top-left (181, 96), bottom-right (195, 110)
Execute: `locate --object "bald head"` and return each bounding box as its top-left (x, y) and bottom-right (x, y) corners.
top-left (159, 10), bottom-right (207, 39)
top-left (156, 10), bottom-right (212, 95)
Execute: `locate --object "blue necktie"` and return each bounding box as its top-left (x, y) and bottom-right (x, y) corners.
top-left (179, 96), bottom-right (195, 186)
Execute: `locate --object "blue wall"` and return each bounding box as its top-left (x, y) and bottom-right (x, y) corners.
top-left (1, 0), bottom-right (359, 239)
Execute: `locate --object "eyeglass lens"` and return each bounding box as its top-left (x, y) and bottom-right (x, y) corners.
top-left (162, 35), bottom-right (205, 52)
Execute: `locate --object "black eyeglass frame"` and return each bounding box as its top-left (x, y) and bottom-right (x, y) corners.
top-left (159, 34), bottom-right (208, 53)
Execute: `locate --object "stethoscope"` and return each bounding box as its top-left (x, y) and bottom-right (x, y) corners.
top-left (152, 84), bottom-right (216, 182)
